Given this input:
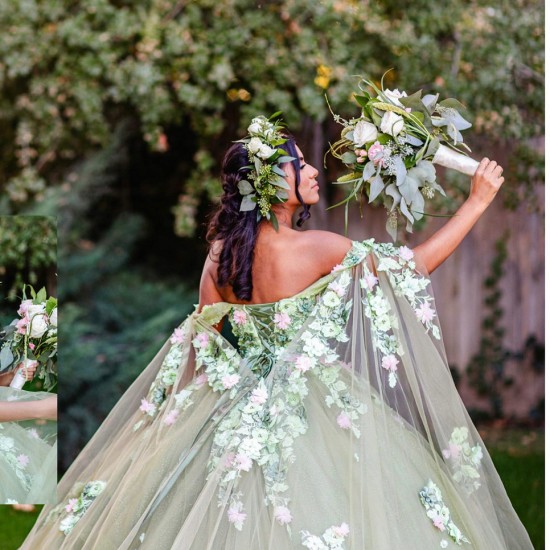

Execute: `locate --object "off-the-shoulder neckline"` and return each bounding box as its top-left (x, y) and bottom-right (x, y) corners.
top-left (198, 240), bottom-right (372, 312)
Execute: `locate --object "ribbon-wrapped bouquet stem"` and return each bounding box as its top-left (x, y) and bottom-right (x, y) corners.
top-left (328, 75), bottom-right (478, 239)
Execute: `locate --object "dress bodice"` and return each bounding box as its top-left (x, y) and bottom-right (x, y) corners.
top-left (195, 239), bottom-right (376, 377)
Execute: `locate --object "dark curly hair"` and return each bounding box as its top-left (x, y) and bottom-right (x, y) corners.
top-left (206, 134), bottom-right (311, 301)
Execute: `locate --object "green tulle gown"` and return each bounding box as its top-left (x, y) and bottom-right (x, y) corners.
top-left (21, 240), bottom-right (533, 549)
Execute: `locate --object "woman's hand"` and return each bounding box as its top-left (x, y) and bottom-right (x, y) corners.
top-left (15, 361), bottom-right (38, 381)
top-left (469, 157), bottom-right (505, 208)
top-left (413, 157), bottom-right (504, 274)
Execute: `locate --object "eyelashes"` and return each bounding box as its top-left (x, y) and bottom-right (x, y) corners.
top-left (300, 164), bottom-right (306, 170)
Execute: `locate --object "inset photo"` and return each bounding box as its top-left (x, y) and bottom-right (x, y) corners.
top-left (0, 216), bottom-right (57, 509)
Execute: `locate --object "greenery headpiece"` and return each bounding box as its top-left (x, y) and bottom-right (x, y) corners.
top-left (236, 113), bottom-right (295, 230)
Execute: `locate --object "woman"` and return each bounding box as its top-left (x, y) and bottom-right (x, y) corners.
top-left (22, 118), bottom-right (532, 549)
top-left (0, 362), bottom-right (57, 504)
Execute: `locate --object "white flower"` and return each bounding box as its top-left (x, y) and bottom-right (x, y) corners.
top-left (247, 122), bottom-right (262, 135)
top-left (257, 143), bottom-right (276, 159)
top-left (353, 120), bottom-right (378, 147)
top-left (247, 137), bottom-right (263, 154)
top-left (380, 111), bottom-right (405, 137)
top-left (49, 307), bottom-right (58, 327)
top-left (322, 291), bottom-right (341, 308)
top-left (27, 303), bottom-right (46, 317)
top-left (29, 314), bottom-right (48, 338)
top-left (382, 88), bottom-right (408, 106)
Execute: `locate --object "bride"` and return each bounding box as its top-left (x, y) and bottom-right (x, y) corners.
top-left (21, 117), bottom-right (532, 549)
top-left (0, 362), bottom-right (57, 504)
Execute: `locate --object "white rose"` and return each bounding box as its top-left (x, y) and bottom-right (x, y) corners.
top-left (27, 303), bottom-right (46, 317)
top-left (50, 308), bottom-right (57, 327)
top-left (247, 122), bottom-right (262, 135)
top-left (380, 111), bottom-right (405, 137)
top-left (257, 143), bottom-right (276, 159)
top-left (353, 120), bottom-right (378, 147)
top-left (247, 137), bottom-right (263, 154)
top-left (29, 314), bottom-right (48, 338)
top-left (381, 88), bottom-right (408, 106)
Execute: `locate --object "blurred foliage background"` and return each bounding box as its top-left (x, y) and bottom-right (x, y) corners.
top-left (0, 0), bottom-right (543, 474)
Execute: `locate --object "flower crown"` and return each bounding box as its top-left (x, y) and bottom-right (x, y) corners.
top-left (235, 113), bottom-right (295, 230)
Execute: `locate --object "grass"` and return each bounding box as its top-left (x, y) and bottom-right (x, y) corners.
top-left (0, 429), bottom-right (544, 549)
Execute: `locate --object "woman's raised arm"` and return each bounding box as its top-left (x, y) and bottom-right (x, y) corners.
top-left (413, 158), bottom-right (505, 274)
top-left (0, 395), bottom-right (57, 422)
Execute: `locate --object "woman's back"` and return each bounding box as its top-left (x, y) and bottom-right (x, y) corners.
top-left (200, 226), bottom-right (353, 307)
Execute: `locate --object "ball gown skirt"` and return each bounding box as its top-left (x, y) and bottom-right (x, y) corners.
top-left (21, 239), bottom-right (533, 549)
top-left (0, 387), bottom-right (57, 504)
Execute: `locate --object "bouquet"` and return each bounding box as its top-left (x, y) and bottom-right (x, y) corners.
top-left (328, 74), bottom-right (478, 239)
top-left (0, 285), bottom-right (58, 390)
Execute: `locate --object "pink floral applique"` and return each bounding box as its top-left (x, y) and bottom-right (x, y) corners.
top-left (433, 515), bottom-right (446, 531)
top-left (337, 412), bottom-right (352, 429)
top-left (222, 374), bottom-right (240, 389)
top-left (194, 332), bottom-right (209, 348)
top-left (227, 505), bottom-right (247, 530)
top-left (442, 443), bottom-right (461, 460)
top-left (274, 312), bottom-right (291, 330)
top-left (250, 386), bottom-right (268, 405)
top-left (65, 498), bottom-right (78, 513)
top-left (274, 505), bottom-right (293, 525)
top-left (381, 354), bottom-right (399, 372)
top-left (194, 372), bottom-right (208, 387)
top-left (170, 327), bottom-right (186, 345)
top-left (331, 263), bottom-right (345, 273)
top-left (364, 271), bottom-right (379, 291)
top-left (398, 245), bottom-right (415, 261)
top-left (328, 281), bottom-right (346, 297)
top-left (295, 355), bottom-right (314, 373)
top-left (234, 453), bottom-right (253, 472)
top-left (233, 310), bottom-right (247, 325)
top-left (139, 398), bottom-right (155, 414)
top-left (333, 523), bottom-right (350, 537)
top-left (163, 409), bottom-right (179, 426)
top-left (415, 301), bottom-right (436, 323)
top-left (17, 454), bottom-right (30, 468)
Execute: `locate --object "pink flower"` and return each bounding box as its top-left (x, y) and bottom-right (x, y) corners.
top-left (233, 310), bottom-right (247, 325)
top-left (331, 263), bottom-right (345, 273)
top-left (17, 300), bottom-right (33, 317)
top-left (27, 428), bottom-right (39, 439)
top-left (432, 515), bottom-right (446, 531)
top-left (398, 245), bottom-right (414, 261)
top-left (337, 411), bottom-right (352, 429)
top-left (367, 141), bottom-right (385, 165)
top-left (442, 443), bottom-right (461, 460)
top-left (222, 374), bottom-right (240, 389)
top-left (139, 398), bottom-right (155, 414)
top-left (250, 386), bottom-right (268, 405)
top-left (65, 498), bottom-right (78, 513)
top-left (17, 454), bottom-right (29, 468)
top-left (163, 409), bottom-right (179, 426)
top-left (195, 373), bottom-right (208, 387)
top-left (405, 107), bottom-right (412, 113)
top-left (16, 318), bottom-right (28, 335)
top-left (381, 354), bottom-right (399, 372)
top-left (28, 343), bottom-right (35, 351)
top-left (274, 312), bottom-right (291, 330)
top-left (224, 452), bottom-right (236, 467)
top-left (333, 523), bottom-right (350, 537)
top-left (415, 302), bottom-right (436, 324)
top-left (328, 281), bottom-right (346, 297)
top-left (234, 453), bottom-right (252, 471)
top-left (357, 156), bottom-right (365, 163)
top-left (295, 355), bottom-right (313, 373)
top-left (227, 506), bottom-right (247, 528)
top-left (364, 271), bottom-right (379, 291)
top-left (274, 505), bottom-right (293, 525)
top-left (194, 332), bottom-right (209, 348)
top-left (170, 327), bottom-right (185, 345)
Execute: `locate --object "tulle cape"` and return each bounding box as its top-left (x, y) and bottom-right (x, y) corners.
top-left (21, 239), bottom-right (532, 549)
top-left (0, 387), bottom-right (57, 504)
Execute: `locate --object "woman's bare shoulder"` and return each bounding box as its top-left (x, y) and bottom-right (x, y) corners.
top-left (297, 230), bottom-right (353, 275)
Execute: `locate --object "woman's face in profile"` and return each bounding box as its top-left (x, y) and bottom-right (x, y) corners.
top-left (283, 145), bottom-right (320, 206)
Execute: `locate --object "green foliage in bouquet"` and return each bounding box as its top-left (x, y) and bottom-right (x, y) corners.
top-left (327, 74), bottom-right (473, 239)
top-left (0, 284), bottom-right (58, 391)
